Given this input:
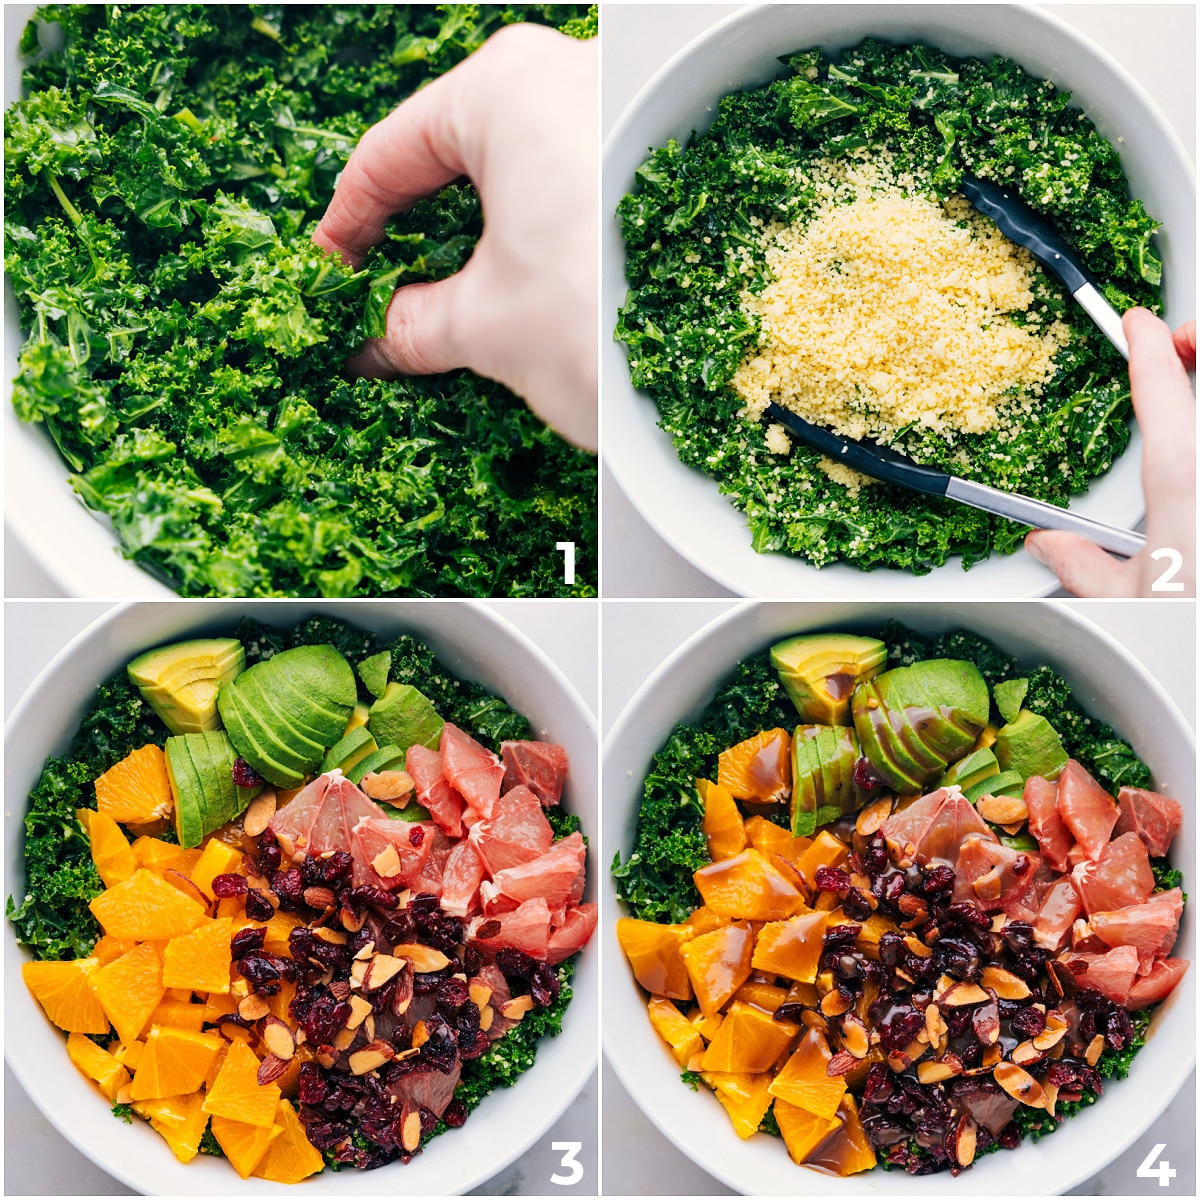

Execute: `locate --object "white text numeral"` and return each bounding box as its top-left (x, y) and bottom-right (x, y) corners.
top-left (1136, 1143), bottom-right (1176, 1187)
top-left (550, 1141), bottom-right (584, 1186)
top-left (556, 541), bottom-right (577, 586)
top-left (1150, 547), bottom-right (1184, 592)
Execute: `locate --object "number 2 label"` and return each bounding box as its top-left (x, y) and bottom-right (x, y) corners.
top-left (550, 1140), bottom-right (584, 1186)
top-left (1150, 548), bottom-right (1184, 592)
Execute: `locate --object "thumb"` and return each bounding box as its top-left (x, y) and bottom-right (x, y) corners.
top-left (347, 273), bottom-right (471, 379)
top-left (1024, 530), bottom-right (1133, 597)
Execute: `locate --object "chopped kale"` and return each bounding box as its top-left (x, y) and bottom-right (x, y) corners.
top-left (1153, 859), bottom-right (1185, 898)
top-left (111, 1102), bottom-right (134, 1124)
top-left (615, 40), bottom-right (1160, 574)
top-left (549, 809), bottom-right (583, 841)
top-left (681, 1069), bottom-right (703, 1092)
top-left (8, 4), bottom-right (597, 598)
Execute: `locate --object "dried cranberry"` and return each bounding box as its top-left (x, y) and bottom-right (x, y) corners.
top-left (230, 927), bottom-right (266, 958)
top-left (384, 912), bottom-right (418, 945)
top-left (947, 901), bottom-right (991, 930)
top-left (349, 884), bottom-right (399, 911)
top-left (255, 827), bottom-right (283, 872)
top-left (919, 865), bottom-right (956, 896)
top-left (863, 1064), bottom-right (894, 1103)
top-left (878, 931), bottom-right (905, 969)
top-left (1011, 1006), bottom-right (1046, 1038)
top-left (455, 1001), bottom-right (482, 1038)
top-left (935, 936), bottom-right (981, 982)
top-left (443, 1098), bottom-right (469, 1128)
top-left (302, 993), bottom-right (352, 1046)
top-left (530, 961), bottom-right (561, 1007)
top-left (462, 946), bottom-right (483, 976)
top-left (436, 977), bottom-right (470, 1011)
top-left (244, 889), bottom-right (274, 922)
top-left (496, 947), bottom-right (536, 981)
top-left (319, 850), bottom-right (354, 885)
top-left (879, 1009), bottom-right (924, 1051)
top-left (842, 887), bottom-right (872, 920)
top-left (460, 1029), bottom-right (491, 1060)
top-left (1106, 1007), bottom-right (1135, 1050)
top-left (824, 923), bottom-right (861, 951)
top-left (232, 757), bottom-right (263, 788)
top-left (212, 872), bottom-right (248, 898)
top-left (300, 1114), bottom-right (352, 1151)
top-left (297, 1062), bottom-right (328, 1105)
top-left (238, 950), bottom-right (282, 987)
top-left (271, 867), bottom-right (304, 909)
top-left (408, 893), bottom-right (441, 922)
top-left (409, 825), bottom-right (425, 847)
top-left (997, 1121), bottom-right (1022, 1150)
top-left (815, 866), bottom-right (852, 892)
top-left (854, 756), bottom-right (886, 790)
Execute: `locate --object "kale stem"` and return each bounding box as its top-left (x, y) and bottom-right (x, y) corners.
top-left (47, 174), bottom-right (83, 228)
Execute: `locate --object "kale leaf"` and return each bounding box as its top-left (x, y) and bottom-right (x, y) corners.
top-left (8, 4), bottom-right (597, 598)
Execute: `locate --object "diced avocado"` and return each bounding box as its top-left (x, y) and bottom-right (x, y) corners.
top-left (217, 682), bottom-right (305, 789)
top-left (357, 652), bottom-right (392, 701)
top-left (965, 770), bottom-right (1024, 804)
top-left (346, 745), bottom-right (406, 786)
top-left (367, 683), bottom-right (444, 757)
top-left (994, 710), bottom-right (1068, 782)
top-left (166, 736), bottom-right (208, 848)
top-left (852, 660), bottom-right (988, 794)
top-left (974, 724), bottom-right (999, 752)
top-left (320, 726), bottom-right (379, 775)
top-left (345, 703), bottom-right (371, 736)
top-left (993, 679), bottom-right (1029, 726)
top-left (127, 637), bottom-right (245, 734)
top-left (382, 801), bottom-right (432, 823)
top-left (790, 727), bottom-right (823, 837)
top-left (771, 633), bottom-right (887, 726)
top-left (940, 748), bottom-right (1000, 792)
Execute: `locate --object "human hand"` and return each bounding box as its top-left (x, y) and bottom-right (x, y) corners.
top-left (1025, 308), bottom-right (1196, 596)
top-left (315, 23), bottom-right (597, 452)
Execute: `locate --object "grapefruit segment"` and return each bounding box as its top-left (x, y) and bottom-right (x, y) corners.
top-left (548, 902), bottom-right (597, 964)
top-left (440, 723), bottom-right (503, 819)
top-left (469, 784), bottom-right (554, 874)
top-left (500, 740), bottom-right (568, 806)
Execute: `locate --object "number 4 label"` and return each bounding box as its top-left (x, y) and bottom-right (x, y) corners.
top-left (550, 1140), bottom-right (584, 1186)
top-left (1137, 1143), bottom-right (1176, 1186)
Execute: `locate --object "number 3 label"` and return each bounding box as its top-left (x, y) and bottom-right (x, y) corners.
top-left (550, 1141), bottom-right (584, 1186)
top-left (1137, 1143), bottom-right (1176, 1186)
top-left (1150, 548), bottom-right (1184, 592)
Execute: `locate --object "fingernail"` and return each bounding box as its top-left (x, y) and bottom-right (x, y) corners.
top-left (1025, 535), bottom-right (1047, 565)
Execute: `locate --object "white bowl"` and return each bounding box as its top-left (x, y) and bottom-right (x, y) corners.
top-left (5, 601), bottom-right (598, 1195)
top-left (603, 601), bottom-right (1195, 1195)
top-left (602, 4), bottom-right (1197, 597)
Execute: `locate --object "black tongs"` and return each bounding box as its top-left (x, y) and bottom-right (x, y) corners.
top-left (765, 403), bottom-right (1145, 559)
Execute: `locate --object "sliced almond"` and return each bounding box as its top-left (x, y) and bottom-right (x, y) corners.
top-left (261, 1018), bottom-right (296, 1061)
top-left (501, 995), bottom-right (536, 1021)
top-left (411, 1020), bottom-right (430, 1049)
top-left (980, 965), bottom-right (1031, 1000)
top-left (231, 978), bottom-right (250, 1000)
top-left (903, 935), bottom-right (932, 959)
top-left (972, 1001), bottom-right (1000, 1046)
top-left (840, 1014), bottom-right (869, 1059)
top-left (1085, 1033), bottom-right (1106, 1066)
top-left (800, 1010), bottom-right (829, 1034)
top-left (1011, 1040), bottom-right (1044, 1067)
top-left (350, 959), bottom-right (369, 989)
top-left (349, 1043), bottom-right (394, 1075)
top-left (242, 788), bottom-right (277, 837)
top-left (362, 770), bottom-right (417, 802)
top-left (480, 1004), bottom-right (494, 1033)
top-left (933, 974), bottom-right (957, 1002)
top-left (340, 904), bottom-right (367, 933)
top-left (303, 885), bottom-right (336, 910)
top-left (393, 943), bottom-right (451, 973)
top-left (925, 1004), bottom-right (947, 1052)
top-left (313, 926), bottom-right (347, 945)
top-left (314, 1048), bottom-right (337, 1069)
top-left (371, 844), bottom-right (404, 880)
top-left (827, 1051), bottom-right (857, 1077)
top-left (346, 995), bottom-right (373, 1031)
top-left (166, 870), bottom-right (212, 913)
top-left (1042, 1080), bottom-right (1059, 1119)
top-left (917, 1058), bottom-right (962, 1084)
top-left (238, 994), bottom-right (271, 1021)
top-left (1032, 1025), bottom-right (1067, 1052)
top-left (940, 982), bottom-right (990, 1007)
top-left (955, 1114), bottom-right (977, 1169)
top-left (971, 868), bottom-right (1004, 902)
top-left (353, 939), bottom-right (376, 961)
top-left (400, 1102), bottom-right (423, 1152)
top-left (469, 982), bottom-right (494, 1008)
top-left (365, 1013), bottom-right (376, 1043)
top-left (332, 1025), bottom-right (357, 1051)
top-left (364, 954), bottom-right (405, 991)
top-left (820, 989), bottom-right (851, 1017)
top-left (981, 1044), bottom-right (1002, 1068)
top-left (257, 1052), bottom-right (290, 1084)
top-left (976, 795), bottom-right (1028, 825)
top-left (994, 1061), bottom-right (1047, 1108)
top-left (856, 796), bottom-right (893, 836)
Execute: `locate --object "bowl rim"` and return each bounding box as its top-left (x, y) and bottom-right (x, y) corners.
top-left (601, 2), bottom-right (1196, 598)
top-left (602, 599), bottom-right (1195, 1195)
top-left (5, 599), bottom-right (598, 1196)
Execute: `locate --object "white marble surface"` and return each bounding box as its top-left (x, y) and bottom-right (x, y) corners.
top-left (600, 3), bottom-right (1197, 598)
top-left (601, 600), bottom-right (1196, 1195)
top-left (4, 600), bottom-right (599, 1196)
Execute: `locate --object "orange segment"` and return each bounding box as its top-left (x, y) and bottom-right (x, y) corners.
top-left (616, 918), bottom-right (695, 1001)
top-left (698, 778), bottom-right (747, 862)
top-left (147, 998), bottom-right (206, 1032)
top-left (689, 1007), bottom-right (724, 1042)
top-left (203, 1037), bottom-right (281, 1128)
top-left (700, 1000), bottom-right (799, 1073)
top-left (769, 1028), bottom-right (846, 1120)
top-left (132, 836), bottom-right (189, 876)
top-left (744, 815), bottom-right (811, 865)
top-left (700, 1071), bottom-right (774, 1138)
top-left (67, 1032), bottom-right (130, 1100)
top-left (110, 1039), bottom-right (146, 1071)
top-left (202, 990), bottom-right (239, 1024)
top-left (95, 744), bottom-right (174, 824)
top-left (190, 840), bottom-right (243, 901)
top-left (694, 849), bottom-right (805, 921)
top-left (89, 868), bottom-right (207, 940)
top-left (91, 941), bottom-right (165, 1047)
top-left (647, 996), bottom-right (705, 1068)
top-left (92, 935), bottom-right (139, 966)
top-left (796, 831), bottom-right (849, 892)
top-left (132, 1093), bottom-right (210, 1164)
top-left (211, 1114), bottom-right (282, 1179)
top-left (162, 917), bottom-right (233, 994)
top-left (252, 1100), bottom-right (324, 1184)
top-left (775, 1097), bottom-right (841, 1164)
top-left (733, 980), bottom-right (789, 1013)
top-left (718, 729), bottom-right (792, 803)
top-left (130, 1025), bottom-right (223, 1100)
top-left (679, 922), bottom-right (754, 1016)
top-left (22, 958), bottom-right (109, 1034)
top-left (751, 911), bottom-right (830, 984)
top-left (85, 810), bottom-right (137, 887)
top-left (804, 1094), bottom-right (877, 1175)
top-left (683, 906), bottom-right (730, 935)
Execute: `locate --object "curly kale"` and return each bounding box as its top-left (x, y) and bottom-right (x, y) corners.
top-left (616, 39), bottom-right (1160, 574)
top-left (612, 653), bottom-right (795, 923)
top-left (1153, 859), bottom-right (1185, 899)
top-left (8, 4), bottom-right (597, 598)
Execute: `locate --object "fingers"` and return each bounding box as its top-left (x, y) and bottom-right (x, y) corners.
top-left (1123, 308), bottom-right (1194, 445)
top-left (1024, 530), bottom-right (1134, 598)
top-left (348, 274), bottom-right (469, 378)
top-left (314, 79), bottom-right (467, 268)
top-left (1173, 319), bottom-right (1197, 372)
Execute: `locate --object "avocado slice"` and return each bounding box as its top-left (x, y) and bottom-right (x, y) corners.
top-left (128, 637), bottom-right (245, 734)
top-left (367, 683), bottom-right (444, 757)
top-left (994, 710), bottom-right (1068, 782)
top-left (166, 735), bottom-right (208, 848)
top-left (265, 645), bottom-right (357, 711)
top-left (347, 745), bottom-right (406, 786)
top-left (940, 748), bottom-right (1000, 792)
top-left (183, 733), bottom-right (227, 836)
top-left (235, 670), bottom-right (332, 760)
top-left (790, 727), bottom-right (823, 837)
top-left (344, 703), bottom-right (371, 736)
top-left (814, 725), bottom-right (860, 826)
top-left (771, 633), bottom-right (887, 726)
top-left (852, 697), bottom-right (924, 794)
top-left (993, 679), bottom-right (1029, 727)
top-left (965, 769), bottom-right (1024, 804)
top-left (265, 671), bottom-right (349, 746)
top-left (320, 726), bottom-right (379, 775)
top-left (201, 730), bottom-right (260, 826)
top-left (218, 682), bottom-right (305, 789)
top-left (357, 652), bottom-right (392, 701)
top-left (382, 801), bottom-right (432, 823)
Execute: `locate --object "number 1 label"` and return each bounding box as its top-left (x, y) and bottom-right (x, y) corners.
top-left (556, 541), bottom-right (576, 586)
